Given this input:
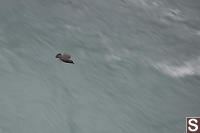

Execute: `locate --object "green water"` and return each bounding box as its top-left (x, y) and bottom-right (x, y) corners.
top-left (0, 0), bottom-right (200, 133)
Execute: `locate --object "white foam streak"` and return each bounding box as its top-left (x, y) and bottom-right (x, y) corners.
top-left (155, 58), bottom-right (200, 77)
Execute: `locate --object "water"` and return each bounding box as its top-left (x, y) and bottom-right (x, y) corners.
top-left (0, 0), bottom-right (200, 133)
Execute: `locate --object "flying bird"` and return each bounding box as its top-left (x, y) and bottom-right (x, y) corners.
top-left (56, 53), bottom-right (74, 64)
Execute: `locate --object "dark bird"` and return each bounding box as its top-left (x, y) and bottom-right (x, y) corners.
top-left (56, 53), bottom-right (74, 64)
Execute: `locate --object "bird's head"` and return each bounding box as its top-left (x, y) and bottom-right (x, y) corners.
top-left (56, 53), bottom-right (62, 58)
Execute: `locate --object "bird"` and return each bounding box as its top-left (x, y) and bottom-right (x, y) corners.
top-left (56, 53), bottom-right (74, 64)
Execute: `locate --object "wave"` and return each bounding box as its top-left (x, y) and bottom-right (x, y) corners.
top-left (154, 57), bottom-right (200, 77)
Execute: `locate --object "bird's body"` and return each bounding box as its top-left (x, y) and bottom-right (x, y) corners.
top-left (62, 54), bottom-right (71, 59)
top-left (56, 53), bottom-right (74, 64)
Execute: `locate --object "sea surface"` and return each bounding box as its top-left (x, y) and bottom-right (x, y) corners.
top-left (0, 0), bottom-right (200, 133)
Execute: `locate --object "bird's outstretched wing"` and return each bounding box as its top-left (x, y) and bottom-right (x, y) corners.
top-left (63, 53), bottom-right (71, 59)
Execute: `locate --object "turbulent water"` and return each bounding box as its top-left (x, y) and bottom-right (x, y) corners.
top-left (0, 0), bottom-right (200, 133)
